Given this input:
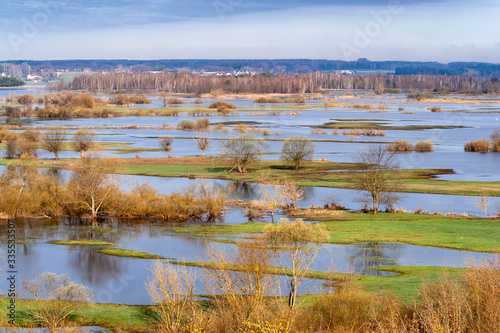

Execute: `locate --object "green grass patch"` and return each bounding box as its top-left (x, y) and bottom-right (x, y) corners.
top-left (0, 298), bottom-right (154, 332)
top-left (94, 248), bottom-right (165, 259)
top-left (167, 222), bottom-right (267, 237)
top-left (50, 240), bottom-right (117, 246)
top-left (310, 211), bottom-right (500, 252)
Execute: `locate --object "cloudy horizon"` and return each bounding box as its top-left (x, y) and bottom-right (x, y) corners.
top-left (1, 0), bottom-right (499, 63)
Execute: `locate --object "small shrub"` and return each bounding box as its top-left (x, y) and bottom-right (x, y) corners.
top-left (167, 98), bottom-right (185, 104)
top-left (128, 94), bottom-right (152, 104)
top-left (415, 141), bottom-right (434, 152)
top-left (194, 118), bottom-right (210, 130)
top-left (177, 120), bottom-right (194, 131)
top-left (491, 139), bottom-right (500, 152)
top-left (387, 140), bottom-right (414, 151)
top-left (428, 106), bottom-right (443, 112)
top-left (464, 139), bottom-right (489, 152)
top-left (0, 128), bottom-right (18, 143)
top-left (407, 92), bottom-right (436, 100)
top-left (192, 98), bottom-right (204, 104)
top-left (209, 101), bottom-right (236, 109)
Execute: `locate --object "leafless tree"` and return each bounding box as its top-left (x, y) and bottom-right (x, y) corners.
top-left (23, 272), bottom-right (93, 332)
top-left (66, 155), bottom-right (118, 225)
top-left (158, 92), bottom-right (169, 108)
top-left (264, 218), bottom-right (328, 309)
top-left (147, 260), bottom-right (197, 332)
top-left (219, 134), bottom-right (269, 173)
top-left (158, 137), bottom-right (174, 158)
top-left (194, 131), bottom-right (211, 157)
top-left (475, 195), bottom-right (490, 218)
top-left (280, 135), bottom-right (316, 170)
top-left (71, 129), bottom-right (95, 158)
top-left (352, 144), bottom-right (401, 214)
top-left (42, 130), bottom-right (66, 160)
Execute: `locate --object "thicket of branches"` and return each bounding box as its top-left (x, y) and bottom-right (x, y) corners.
top-left (64, 72), bottom-right (495, 94)
top-left (0, 157), bottom-right (226, 221)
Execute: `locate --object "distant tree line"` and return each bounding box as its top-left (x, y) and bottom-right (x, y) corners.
top-left (0, 76), bottom-right (25, 87)
top-left (64, 72), bottom-right (499, 94)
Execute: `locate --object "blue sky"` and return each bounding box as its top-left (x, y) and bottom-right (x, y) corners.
top-left (1, 0), bottom-right (499, 62)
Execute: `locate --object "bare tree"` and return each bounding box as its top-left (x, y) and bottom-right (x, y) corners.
top-left (42, 130), bottom-right (66, 160)
top-left (66, 156), bottom-right (119, 224)
top-left (259, 175), bottom-right (284, 224)
top-left (264, 218), bottom-right (328, 309)
top-left (194, 131), bottom-right (211, 157)
top-left (352, 144), bottom-right (401, 214)
top-left (475, 195), bottom-right (490, 218)
top-left (219, 134), bottom-right (269, 173)
top-left (23, 272), bottom-right (93, 332)
top-left (280, 135), bottom-right (316, 170)
top-left (71, 129), bottom-right (95, 158)
top-left (158, 92), bottom-right (169, 108)
top-left (147, 260), bottom-right (197, 332)
top-left (158, 137), bottom-right (174, 158)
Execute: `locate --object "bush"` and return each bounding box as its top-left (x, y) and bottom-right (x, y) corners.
top-left (0, 128), bottom-right (18, 143)
top-left (407, 92), bottom-right (436, 100)
top-left (253, 96), bottom-right (306, 103)
top-left (465, 139), bottom-right (489, 152)
top-left (167, 97), bottom-right (185, 104)
top-left (491, 139), bottom-right (500, 152)
top-left (209, 101), bottom-right (236, 109)
top-left (177, 120), bottom-right (194, 131)
top-left (415, 141), bottom-right (434, 152)
top-left (387, 140), bottom-right (414, 151)
top-left (428, 106), bottom-right (443, 112)
top-left (194, 118), bottom-right (210, 130)
top-left (307, 284), bottom-right (392, 332)
top-left (111, 94), bottom-right (130, 105)
top-left (128, 94), bottom-right (153, 104)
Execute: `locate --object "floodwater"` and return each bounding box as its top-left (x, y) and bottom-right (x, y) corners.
top-left (0, 218), bottom-right (495, 305)
top-left (1, 85), bottom-right (499, 305)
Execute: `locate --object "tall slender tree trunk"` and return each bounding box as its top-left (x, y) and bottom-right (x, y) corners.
top-left (288, 278), bottom-right (297, 309)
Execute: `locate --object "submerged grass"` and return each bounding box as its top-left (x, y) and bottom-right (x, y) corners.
top-left (168, 211), bottom-right (500, 253)
top-left (16, 157), bottom-right (500, 197)
top-left (94, 248), bottom-right (165, 259)
top-left (49, 240), bottom-right (117, 246)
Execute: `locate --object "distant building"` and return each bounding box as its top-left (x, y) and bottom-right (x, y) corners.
top-left (27, 74), bottom-right (43, 81)
top-left (1, 72), bottom-right (9, 77)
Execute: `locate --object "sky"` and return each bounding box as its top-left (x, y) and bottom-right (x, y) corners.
top-left (1, 0), bottom-right (499, 62)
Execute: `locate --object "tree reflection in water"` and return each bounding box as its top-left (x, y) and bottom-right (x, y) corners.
top-left (69, 251), bottom-right (124, 285)
top-left (347, 242), bottom-right (403, 276)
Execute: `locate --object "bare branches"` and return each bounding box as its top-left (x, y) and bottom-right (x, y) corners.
top-left (22, 272), bottom-right (93, 331)
top-left (42, 129), bottom-right (66, 160)
top-left (147, 260), bottom-right (197, 331)
top-left (194, 131), bottom-right (211, 157)
top-left (158, 136), bottom-right (174, 158)
top-left (71, 129), bottom-right (95, 158)
top-left (264, 218), bottom-right (328, 309)
top-left (352, 144), bottom-right (401, 214)
top-left (219, 134), bottom-right (269, 173)
top-left (280, 135), bottom-right (315, 170)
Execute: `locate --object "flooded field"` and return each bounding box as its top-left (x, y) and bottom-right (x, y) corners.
top-left (1, 85), bottom-right (499, 307)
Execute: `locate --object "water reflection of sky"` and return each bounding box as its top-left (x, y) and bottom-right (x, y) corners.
top-left (0, 218), bottom-right (496, 305)
top-left (1, 86), bottom-right (500, 305)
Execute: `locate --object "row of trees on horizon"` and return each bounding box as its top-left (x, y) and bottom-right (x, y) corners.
top-left (63, 72), bottom-right (499, 94)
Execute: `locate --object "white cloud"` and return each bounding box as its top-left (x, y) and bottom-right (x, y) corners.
top-left (1, 1), bottom-right (499, 62)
